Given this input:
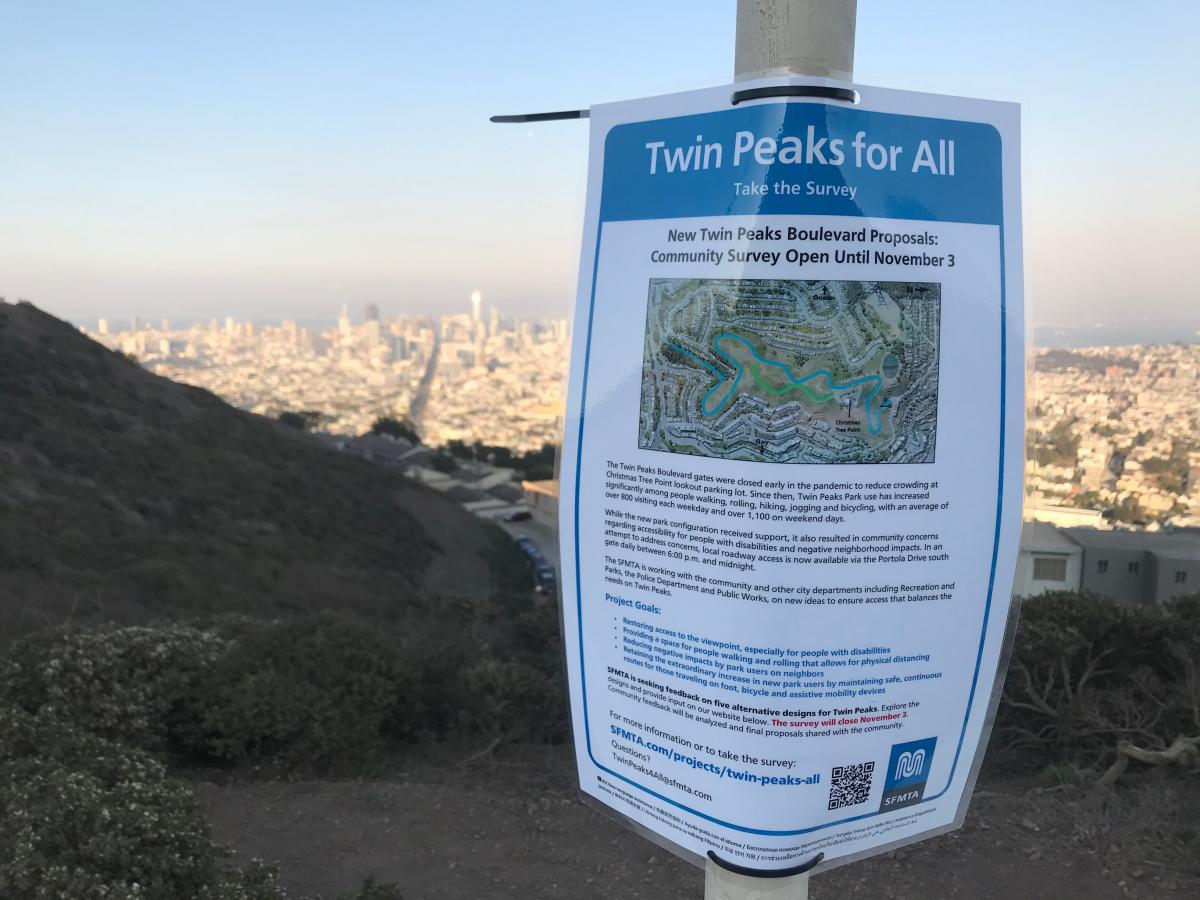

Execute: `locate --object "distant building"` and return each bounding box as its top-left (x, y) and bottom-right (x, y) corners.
top-left (365, 303), bottom-right (380, 322)
top-left (334, 433), bottom-right (428, 470)
top-left (1024, 500), bottom-right (1108, 530)
top-left (522, 479), bottom-right (559, 525)
top-left (1015, 522), bottom-right (1082, 596)
top-left (1063, 528), bottom-right (1200, 605)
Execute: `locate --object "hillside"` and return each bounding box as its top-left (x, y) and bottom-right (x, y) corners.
top-left (0, 301), bottom-right (516, 636)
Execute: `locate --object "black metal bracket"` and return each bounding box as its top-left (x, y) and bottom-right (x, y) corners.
top-left (491, 83), bottom-right (858, 124)
top-left (731, 84), bottom-right (858, 105)
top-left (490, 109), bottom-right (589, 123)
top-left (707, 849), bottom-right (824, 878)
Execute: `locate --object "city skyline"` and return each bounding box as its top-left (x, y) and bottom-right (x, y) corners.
top-left (77, 299), bottom-right (1200, 351)
top-left (2, 2), bottom-right (1198, 330)
top-left (87, 300), bottom-right (569, 451)
top-left (78, 293), bottom-right (1200, 535)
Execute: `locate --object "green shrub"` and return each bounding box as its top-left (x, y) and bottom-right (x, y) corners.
top-left (337, 878), bottom-right (406, 900)
top-left (1, 597), bottom-right (570, 775)
top-left (370, 416), bottom-right (420, 444)
top-left (0, 705), bottom-right (285, 899)
top-left (460, 657), bottom-right (567, 744)
top-left (399, 589), bottom-right (567, 745)
top-left (404, 642), bottom-right (472, 735)
top-left (184, 614), bottom-right (412, 772)
top-left (0, 623), bottom-right (227, 751)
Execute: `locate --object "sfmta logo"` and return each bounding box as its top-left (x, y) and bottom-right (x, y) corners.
top-left (880, 737), bottom-right (937, 812)
top-left (894, 748), bottom-right (927, 780)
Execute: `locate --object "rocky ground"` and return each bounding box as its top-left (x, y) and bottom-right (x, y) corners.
top-left (196, 745), bottom-right (1199, 899)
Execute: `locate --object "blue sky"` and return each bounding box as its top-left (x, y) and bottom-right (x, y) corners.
top-left (1, 1), bottom-right (1197, 330)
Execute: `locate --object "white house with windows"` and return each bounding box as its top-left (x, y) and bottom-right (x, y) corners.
top-left (1065, 527), bottom-right (1200, 605)
top-left (1015, 524), bottom-right (1200, 605)
top-left (1014, 521), bottom-right (1083, 596)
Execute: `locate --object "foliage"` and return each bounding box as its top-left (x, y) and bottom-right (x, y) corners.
top-left (460, 657), bottom-right (566, 744)
top-left (998, 591), bottom-right (1200, 774)
top-left (402, 587), bottom-right (567, 745)
top-left (0, 581), bottom-right (569, 775)
top-left (1033, 419), bottom-right (1080, 467)
top-left (1140, 439), bottom-right (1194, 494)
top-left (277, 409), bottom-right (326, 431)
top-left (443, 439), bottom-right (474, 461)
top-left (0, 705), bottom-right (285, 899)
top-left (370, 416), bottom-right (421, 444)
top-left (1109, 494), bottom-right (1147, 525)
top-left (0, 624), bottom-right (227, 751)
top-left (429, 451), bottom-right (459, 473)
top-left (514, 442), bottom-right (557, 482)
top-left (182, 614), bottom-right (412, 773)
top-left (337, 878), bottom-right (406, 900)
top-left (438, 440), bottom-right (558, 481)
top-left (1072, 490), bottom-right (1106, 511)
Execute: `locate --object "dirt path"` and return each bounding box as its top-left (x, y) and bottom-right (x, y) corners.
top-left (196, 748), bottom-right (1197, 899)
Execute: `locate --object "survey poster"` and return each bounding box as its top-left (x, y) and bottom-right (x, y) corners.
top-left (558, 81), bottom-right (1023, 868)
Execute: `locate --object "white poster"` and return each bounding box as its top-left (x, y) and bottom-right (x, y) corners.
top-left (558, 80), bottom-right (1023, 870)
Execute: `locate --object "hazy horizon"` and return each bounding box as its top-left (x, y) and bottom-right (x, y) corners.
top-left (2, 1), bottom-right (1197, 329)
top-left (27, 302), bottom-right (1196, 351)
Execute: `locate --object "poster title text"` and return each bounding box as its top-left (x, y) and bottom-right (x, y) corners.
top-left (644, 129), bottom-right (956, 176)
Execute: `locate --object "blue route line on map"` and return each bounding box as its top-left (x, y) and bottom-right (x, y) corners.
top-left (666, 332), bottom-right (885, 435)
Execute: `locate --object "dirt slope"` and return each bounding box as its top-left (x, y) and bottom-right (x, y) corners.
top-left (198, 748), bottom-right (1198, 900)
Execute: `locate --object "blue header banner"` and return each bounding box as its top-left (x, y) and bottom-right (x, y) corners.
top-left (600, 102), bottom-right (1002, 226)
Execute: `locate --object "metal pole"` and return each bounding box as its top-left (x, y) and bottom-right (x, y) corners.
top-left (704, 4), bottom-right (858, 897)
top-left (734, 0), bottom-right (857, 82)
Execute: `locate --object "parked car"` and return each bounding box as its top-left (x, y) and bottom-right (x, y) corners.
top-left (506, 510), bottom-right (533, 522)
top-left (534, 564), bottom-right (557, 594)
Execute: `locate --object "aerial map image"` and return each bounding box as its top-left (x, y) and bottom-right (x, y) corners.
top-left (638, 277), bottom-right (941, 465)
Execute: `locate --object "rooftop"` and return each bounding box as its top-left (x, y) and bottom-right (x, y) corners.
top-left (1020, 521), bottom-right (1082, 553)
top-left (1063, 527), bottom-right (1200, 559)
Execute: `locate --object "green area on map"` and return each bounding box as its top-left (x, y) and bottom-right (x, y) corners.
top-left (638, 278), bottom-right (941, 465)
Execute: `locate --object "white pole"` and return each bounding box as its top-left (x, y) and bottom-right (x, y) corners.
top-left (705, 863), bottom-right (811, 900)
top-left (734, 0), bottom-right (857, 82)
top-left (705, 5), bottom-right (858, 897)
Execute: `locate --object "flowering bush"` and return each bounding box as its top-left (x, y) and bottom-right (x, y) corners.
top-left (1, 623), bottom-right (227, 751)
top-left (0, 705), bottom-right (285, 899)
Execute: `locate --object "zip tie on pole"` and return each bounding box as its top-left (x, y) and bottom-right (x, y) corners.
top-left (490, 109), bottom-right (589, 123)
top-left (730, 84), bottom-right (858, 105)
top-left (490, 84), bottom-right (858, 125)
top-left (707, 850), bottom-right (825, 878)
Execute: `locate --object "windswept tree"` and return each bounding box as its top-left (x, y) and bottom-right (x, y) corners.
top-left (370, 416), bottom-right (421, 444)
top-left (278, 410), bottom-right (326, 432)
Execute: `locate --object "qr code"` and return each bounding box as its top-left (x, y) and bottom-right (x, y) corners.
top-left (828, 761), bottom-right (875, 810)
